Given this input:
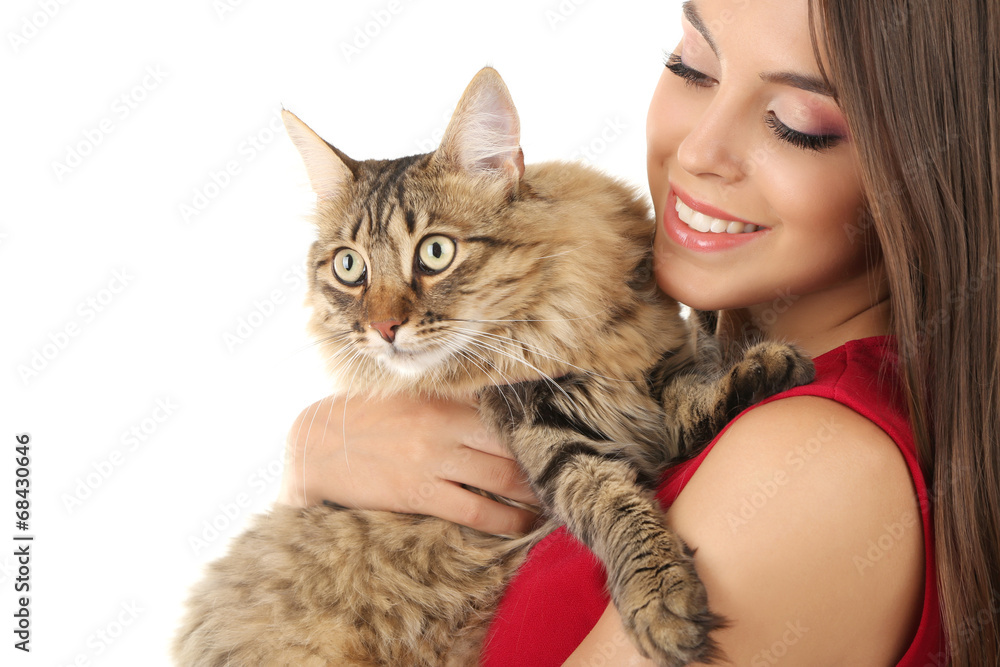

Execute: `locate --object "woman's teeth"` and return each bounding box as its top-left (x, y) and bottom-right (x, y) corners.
top-left (675, 197), bottom-right (758, 234)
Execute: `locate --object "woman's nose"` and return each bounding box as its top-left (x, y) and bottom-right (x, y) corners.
top-left (676, 92), bottom-right (753, 185)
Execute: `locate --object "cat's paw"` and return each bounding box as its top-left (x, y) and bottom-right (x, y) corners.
top-left (729, 342), bottom-right (815, 405)
top-left (614, 541), bottom-right (726, 667)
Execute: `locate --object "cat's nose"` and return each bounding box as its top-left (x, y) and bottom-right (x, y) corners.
top-left (371, 319), bottom-right (405, 344)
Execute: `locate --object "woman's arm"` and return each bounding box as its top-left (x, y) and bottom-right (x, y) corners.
top-left (565, 396), bottom-right (924, 666)
top-left (563, 604), bottom-right (657, 666)
top-left (278, 393), bottom-right (540, 536)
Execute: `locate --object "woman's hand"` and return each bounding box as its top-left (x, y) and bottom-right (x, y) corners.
top-left (277, 393), bottom-right (540, 536)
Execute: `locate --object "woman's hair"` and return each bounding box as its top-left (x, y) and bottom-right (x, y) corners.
top-left (813, 1), bottom-right (999, 664)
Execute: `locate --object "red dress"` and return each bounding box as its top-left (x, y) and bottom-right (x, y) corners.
top-left (481, 336), bottom-right (945, 666)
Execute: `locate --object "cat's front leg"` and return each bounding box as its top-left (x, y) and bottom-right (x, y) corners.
top-left (553, 455), bottom-right (726, 666)
top-left (479, 381), bottom-right (725, 667)
top-left (660, 341), bottom-right (815, 459)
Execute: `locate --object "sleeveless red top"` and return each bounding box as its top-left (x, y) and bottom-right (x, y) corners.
top-left (482, 336), bottom-right (945, 666)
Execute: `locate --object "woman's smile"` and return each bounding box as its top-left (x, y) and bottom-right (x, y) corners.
top-left (662, 184), bottom-right (769, 253)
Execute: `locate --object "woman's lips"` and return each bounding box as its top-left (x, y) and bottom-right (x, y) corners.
top-left (662, 187), bottom-right (769, 252)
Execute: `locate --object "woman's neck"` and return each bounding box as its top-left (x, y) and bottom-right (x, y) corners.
top-left (716, 267), bottom-right (892, 358)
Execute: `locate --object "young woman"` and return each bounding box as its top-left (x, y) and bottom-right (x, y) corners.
top-left (279, 0), bottom-right (999, 664)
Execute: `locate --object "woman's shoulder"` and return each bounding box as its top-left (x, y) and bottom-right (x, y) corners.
top-left (666, 395), bottom-right (925, 665)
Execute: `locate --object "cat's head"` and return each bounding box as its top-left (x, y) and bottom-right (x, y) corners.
top-left (284, 67), bottom-right (679, 397)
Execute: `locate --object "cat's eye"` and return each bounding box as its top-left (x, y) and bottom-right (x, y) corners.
top-left (416, 235), bottom-right (456, 274)
top-left (332, 248), bottom-right (367, 286)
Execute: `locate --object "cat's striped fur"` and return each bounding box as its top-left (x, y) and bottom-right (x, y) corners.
top-left (173, 67), bottom-right (813, 666)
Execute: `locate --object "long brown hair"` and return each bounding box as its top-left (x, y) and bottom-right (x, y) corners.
top-left (814, 1), bottom-right (1000, 664)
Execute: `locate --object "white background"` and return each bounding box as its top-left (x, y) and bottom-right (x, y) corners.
top-left (1, 0), bottom-right (682, 664)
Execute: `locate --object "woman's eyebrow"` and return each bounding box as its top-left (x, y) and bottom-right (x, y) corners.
top-left (761, 71), bottom-right (837, 98)
top-left (682, 0), bottom-right (837, 98)
top-left (682, 1), bottom-right (719, 56)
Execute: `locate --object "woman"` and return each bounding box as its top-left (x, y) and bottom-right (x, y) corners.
top-left (279, 0), bottom-right (999, 664)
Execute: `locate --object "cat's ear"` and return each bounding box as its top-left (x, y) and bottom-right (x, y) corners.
top-left (282, 109), bottom-right (358, 200)
top-left (434, 67), bottom-right (525, 186)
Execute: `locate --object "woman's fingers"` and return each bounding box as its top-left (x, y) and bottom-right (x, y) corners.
top-left (447, 447), bottom-right (539, 506)
top-left (397, 398), bottom-right (539, 505)
top-left (425, 482), bottom-right (540, 537)
top-left (441, 402), bottom-right (512, 459)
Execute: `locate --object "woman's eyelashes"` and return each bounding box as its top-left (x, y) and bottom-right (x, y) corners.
top-left (663, 51), bottom-right (843, 153)
top-left (763, 111), bottom-right (841, 151)
top-left (664, 51), bottom-right (714, 87)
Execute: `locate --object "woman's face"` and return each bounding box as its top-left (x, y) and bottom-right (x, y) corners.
top-left (648, 0), bottom-right (872, 313)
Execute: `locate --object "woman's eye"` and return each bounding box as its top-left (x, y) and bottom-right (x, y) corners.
top-left (332, 248), bottom-right (366, 286)
top-left (663, 49), bottom-right (842, 154)
top-left (416, 235), bottom-right (456, 274)
top-left (764, 112), bottom-right (842, 152)
top-left (663, 52), bottom-right (715, 88)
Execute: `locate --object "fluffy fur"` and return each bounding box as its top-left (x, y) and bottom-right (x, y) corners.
top-left (173, 68), bottom-right (813, 666)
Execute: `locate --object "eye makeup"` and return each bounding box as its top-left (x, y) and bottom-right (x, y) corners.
top-left (662, 51), bottom-right (845, 153)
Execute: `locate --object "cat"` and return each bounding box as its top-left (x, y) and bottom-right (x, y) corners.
top-left (172, 67), bottom-right (814, 667)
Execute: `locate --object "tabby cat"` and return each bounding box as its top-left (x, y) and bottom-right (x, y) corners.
top-left (173, 67), bottom-right (813, 666)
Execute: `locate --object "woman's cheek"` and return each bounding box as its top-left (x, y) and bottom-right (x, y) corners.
top-left (769, 151), bottom-right (865, 242)
top-left (646, 72), bottom-right (691, 162)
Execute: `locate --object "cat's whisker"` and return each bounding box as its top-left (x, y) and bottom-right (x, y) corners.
top-left (535, 240), bottom-right (594, 260)
top-left (464, 346), bottom-right (527, 403)
top-left (324, 352), bottom-right (360, 383)
top-left (315, 335), bottom-right (356, 362)
top-left (289, 400), bottom-right (313, 508)
top-left (317, 393), bottom-right (338, 493)
top-left (441, 334), bottom-right (518, 389)
top-left (447, 329), bottom-right (547, 377)
top-left (324, 343), bottom-right (370, 379)
top-left (448, 343), bottom-right (526, 419)
top-left (447, 330), bottom-right (577, 409)
top-left (442, 343), bottom-right (480, 385)
top-left (438, 339), bottom-right (520, 414)
top-left (322, 344), bottom-right (355, 367)
top-left (433, 336), bottom-right (479, 378)
top-left (337, 348), bottom-right (371, 476)
top-left (457, 349), bottom-right (519, 423)
top-left (298, 346), bottom-right (365, 499)
top-left (315, 347), bottom-right (366, 476)
top-left (298, 378), bottom-right (336, 506)
top-left (446, 326), bottom-right (635, 384)
top-left (447, 326), bottom-right (598, 384)
top-left (295, 330), bottom-right (355, 355)
top-left (447, 307), bottom-right (612, 324)
top-left (449, 327), bottom-right (582, 373)
top-left (447, 330), bottom-right (525, 375)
